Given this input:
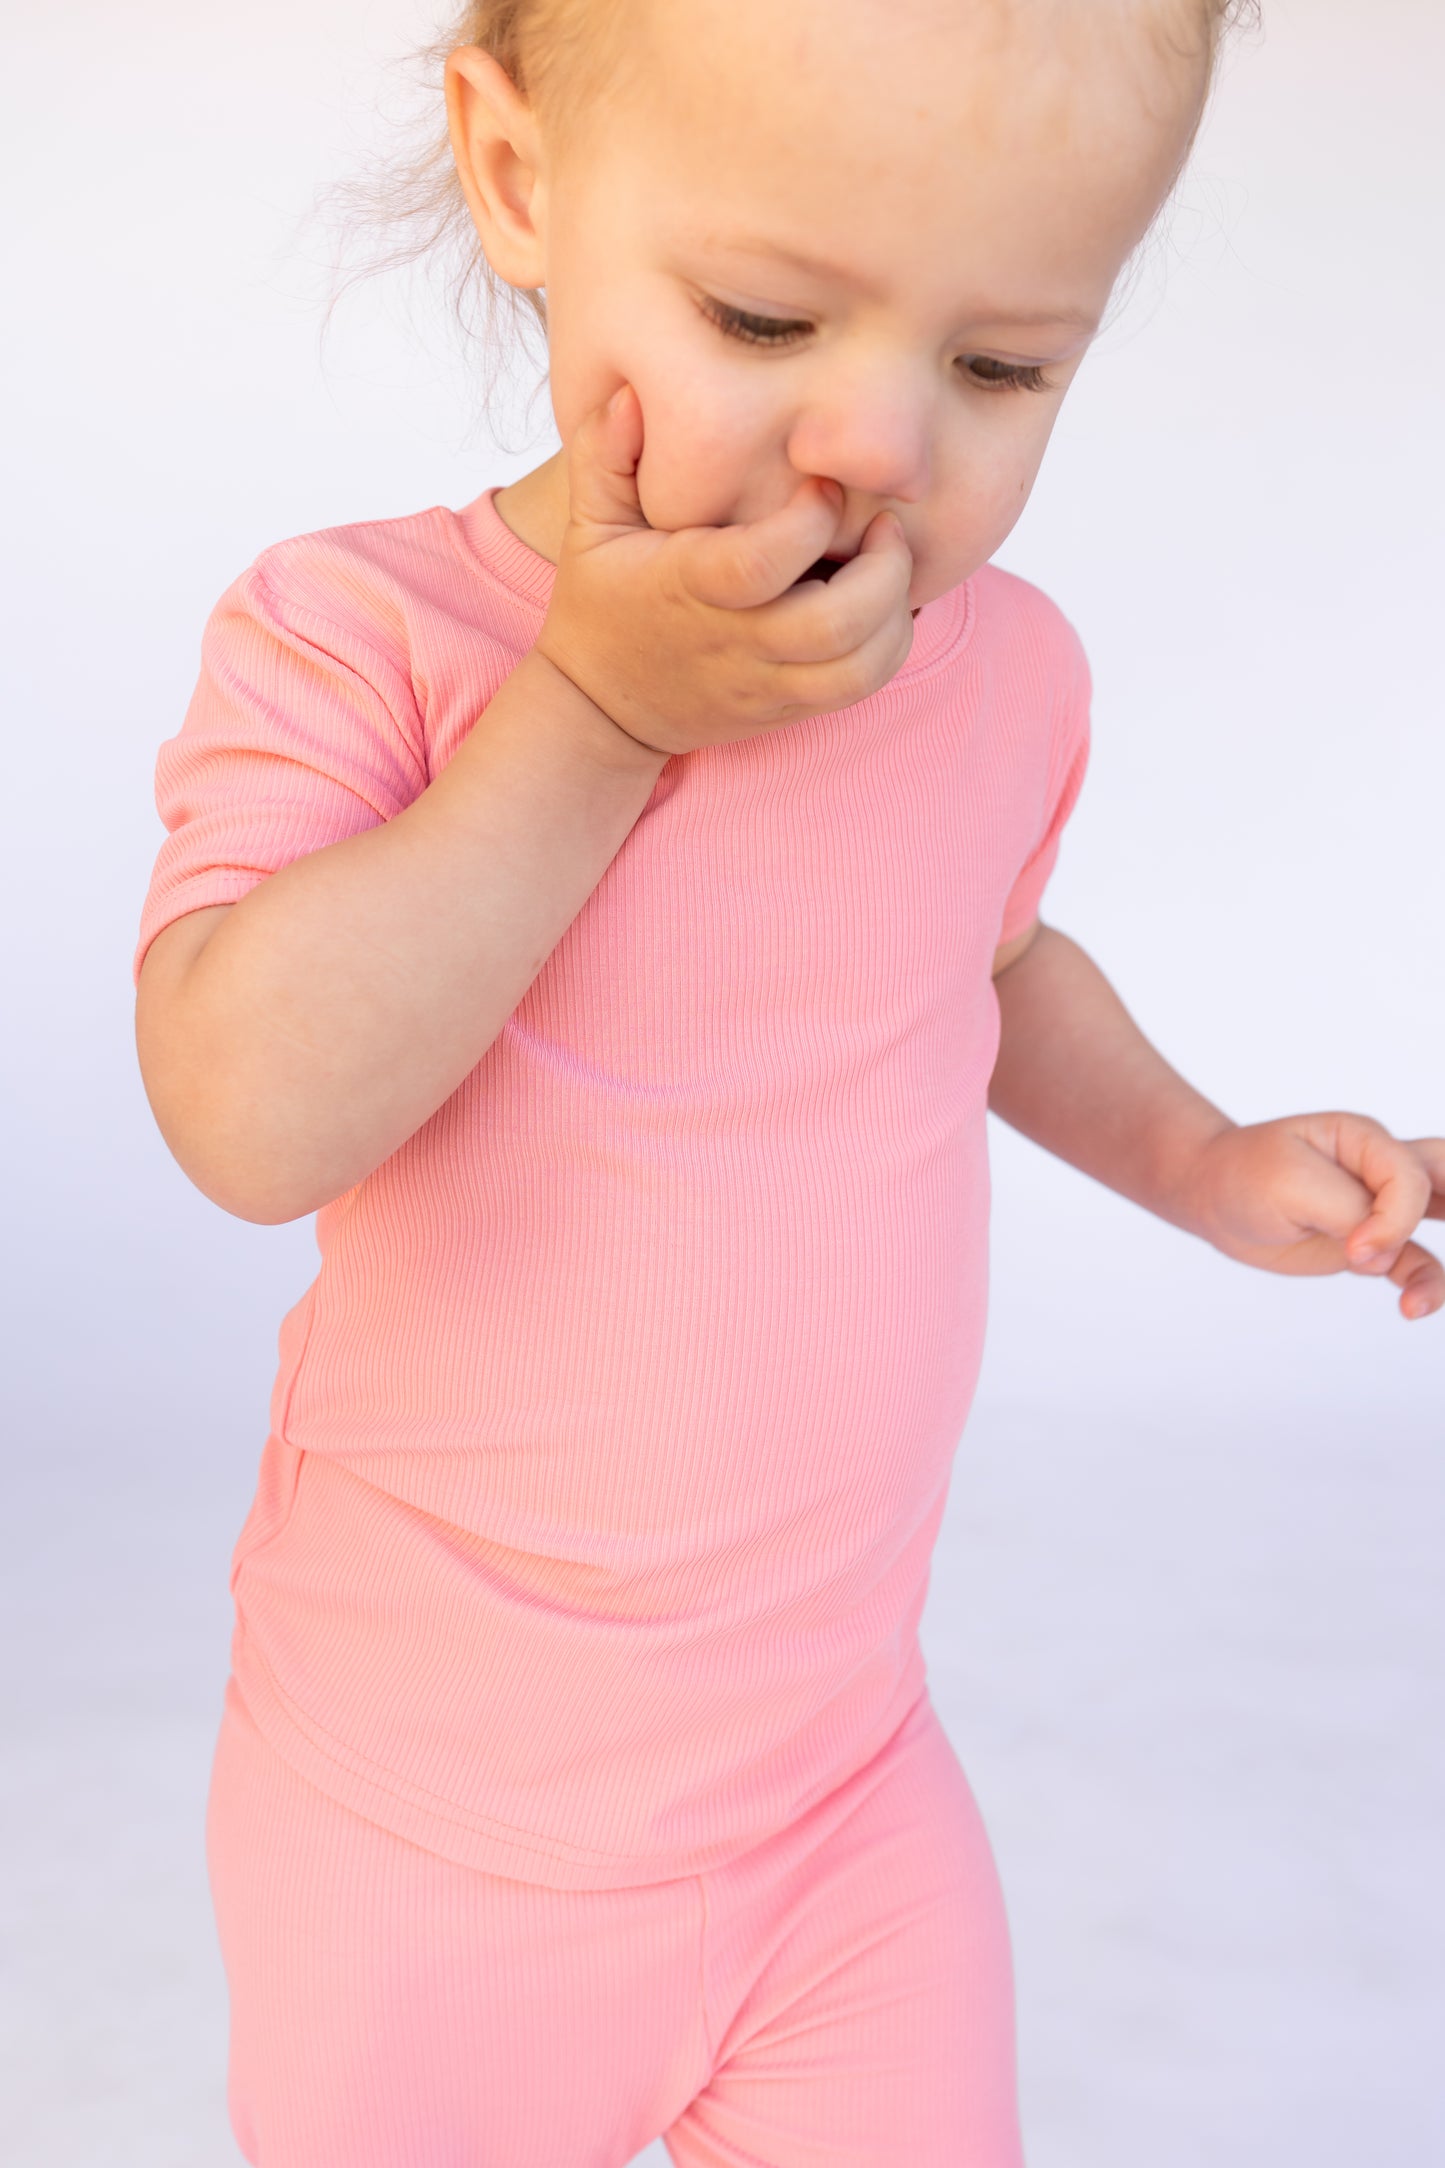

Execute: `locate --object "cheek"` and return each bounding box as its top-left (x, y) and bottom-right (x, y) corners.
top-left (629, 367), bottom-right (778, 531)
top-left (549, 298), bottom-right (779, 531)
top-left (924, 410), bottom-right (1062, 576)
top-left (963, 407), bottom-right (1053, 495)
top-left (963, 409), bottom-right (1058, 519)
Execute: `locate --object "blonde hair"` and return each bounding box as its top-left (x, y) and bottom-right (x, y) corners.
top-left (318, 0), bottom-right (1262, 447)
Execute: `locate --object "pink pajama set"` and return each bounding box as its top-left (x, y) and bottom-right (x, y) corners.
top-left (134, 485), bottom-right (1091, 2166)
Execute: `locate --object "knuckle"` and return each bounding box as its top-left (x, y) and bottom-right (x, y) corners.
top-left (731, 534), bottom-right (781, 596)
top-left (803, 587), bottom-right (846, 651)
top-left (771, 688), bottom-right (815, 725)
top-left (829, 654), bottom-right (873, 708)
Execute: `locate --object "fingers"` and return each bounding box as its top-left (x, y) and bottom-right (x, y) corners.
top-left (1340, 1119), bottom-right (1435, 1271)
top-left (1270, 1124), bottom-right (1374, 1246)
top-left (564, 382), bottom-right (649, 537)
top-left (680, 474), bottom-right (848, 610)
top-left (1321, 1116), bottom-right (1445, 1319)
top-left (754, 507), bottom-right (915, 665)
top-left (1384, 1240), bottom-right (1445, 1321)
top-left (1401, 1136), bottom-right (1445, 1223)
top-left (766, 588), bottom-right (918, 716)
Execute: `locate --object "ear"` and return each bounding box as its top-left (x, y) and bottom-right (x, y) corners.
top-left (444, 45), bottom-right (549, 292)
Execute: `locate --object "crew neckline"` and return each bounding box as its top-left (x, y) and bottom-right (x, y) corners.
top-left (454, 485), bottom-right (975, 682)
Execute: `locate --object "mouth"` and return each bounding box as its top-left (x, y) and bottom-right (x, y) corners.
top-left (796, 552), bottom-right (922, 618)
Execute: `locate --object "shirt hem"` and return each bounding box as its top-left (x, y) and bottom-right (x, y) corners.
top-left (230, 1624), bottom-right (930, 1892)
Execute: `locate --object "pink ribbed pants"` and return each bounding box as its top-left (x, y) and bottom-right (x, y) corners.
top-left (206, 1674), bottom-right (1025, 2167)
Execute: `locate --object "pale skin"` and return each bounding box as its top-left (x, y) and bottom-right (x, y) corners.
top-left (453, 0), bottom-right (1445, 1320)
top-left (137, 0), bottom-right (1444, 1315)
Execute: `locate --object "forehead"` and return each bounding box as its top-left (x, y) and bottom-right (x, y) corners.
top-left (585, 0), bottom-right (1200, 308)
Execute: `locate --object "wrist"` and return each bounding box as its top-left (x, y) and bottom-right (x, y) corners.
top-left (1155, 1105), bottom-right (1238, 1242)
top-left (525, 641), bottom-right (671, 778)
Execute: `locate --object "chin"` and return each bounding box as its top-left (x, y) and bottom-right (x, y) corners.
top-left (909, 569), bottom-right (944, 612)
top-left (929, 551), bottom-right (986, 596)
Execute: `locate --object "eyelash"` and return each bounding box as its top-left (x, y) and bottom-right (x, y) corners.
top-left (696, 296), bottom-right (1055, 393)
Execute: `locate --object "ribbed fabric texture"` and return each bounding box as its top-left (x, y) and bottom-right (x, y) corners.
top-left (135, 485), bottom-right (1092, 1890)
top-left (208, 1674), bottom-right (1022, 2167)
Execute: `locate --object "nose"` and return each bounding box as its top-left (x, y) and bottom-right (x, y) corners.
top-left (785, 356), bottom-right (934, 509)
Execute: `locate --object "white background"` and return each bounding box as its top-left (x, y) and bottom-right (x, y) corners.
top-left (2, 2), bottom-right (1441, 2162)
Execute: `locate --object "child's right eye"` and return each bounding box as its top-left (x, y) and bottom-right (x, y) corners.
top-left (696, 296), bottom-right (813, 350)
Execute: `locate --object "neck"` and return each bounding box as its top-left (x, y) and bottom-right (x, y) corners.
top-left (492, 450), bottom-right (570, 566)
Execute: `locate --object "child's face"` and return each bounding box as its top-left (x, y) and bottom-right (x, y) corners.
top-left (499, 0), bottom-right (1207, 604)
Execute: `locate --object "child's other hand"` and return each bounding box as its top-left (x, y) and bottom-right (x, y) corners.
top-left (1185, 1113), bottom-right (1445, 1321)
top-left (534, 380), bottom-right (917, 759)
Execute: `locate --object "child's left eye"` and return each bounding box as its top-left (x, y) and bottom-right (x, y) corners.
top-left (696, 297), bottom-right (1052, 393)
top-left (961, 355), bottom-right (1053, 394)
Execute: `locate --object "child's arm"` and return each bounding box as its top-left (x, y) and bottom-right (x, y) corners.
top-left (988, 921), bottom-right (1445, 1322)
top-left (136, 383), bottom-right (914, 1230)
top-left (136, 649), bottom-right (667, 1225)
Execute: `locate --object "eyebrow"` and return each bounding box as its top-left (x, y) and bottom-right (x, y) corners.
top-left (693, 231), bottom-right (1101, 334)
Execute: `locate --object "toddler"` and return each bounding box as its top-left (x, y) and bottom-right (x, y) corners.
top-left (132, 2), bottom-right (1443, 2163)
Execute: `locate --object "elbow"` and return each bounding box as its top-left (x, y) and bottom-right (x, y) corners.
top-left (136, 985), bottom-right (322, 1225)
top-left (204, 1172), bottom-right (309, 1228)
top-left (135, 1049), bottom-right (308, 1225)
top-left (147, 1111), bottom-right (306, 1226)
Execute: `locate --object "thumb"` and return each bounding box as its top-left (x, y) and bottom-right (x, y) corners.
top-left (562, 381), bottom-right (649, 539)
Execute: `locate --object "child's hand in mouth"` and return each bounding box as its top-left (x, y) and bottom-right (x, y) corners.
top-left (537, 389), bottom-right (920, 754)
top-left (798, 550), bottom-right (922, 618)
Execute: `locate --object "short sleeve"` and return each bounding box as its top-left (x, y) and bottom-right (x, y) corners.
top-left (997, 625), bottom-right (1092, 945)
top-left (132, 555), bottom-right (429, 988)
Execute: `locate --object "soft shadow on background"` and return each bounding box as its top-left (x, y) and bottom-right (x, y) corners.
top-left (2, 3), bottom-right (1441, 2163)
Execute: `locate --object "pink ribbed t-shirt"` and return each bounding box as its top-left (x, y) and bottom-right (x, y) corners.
top-left (134, 485), bottom-right (1091, 1890)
